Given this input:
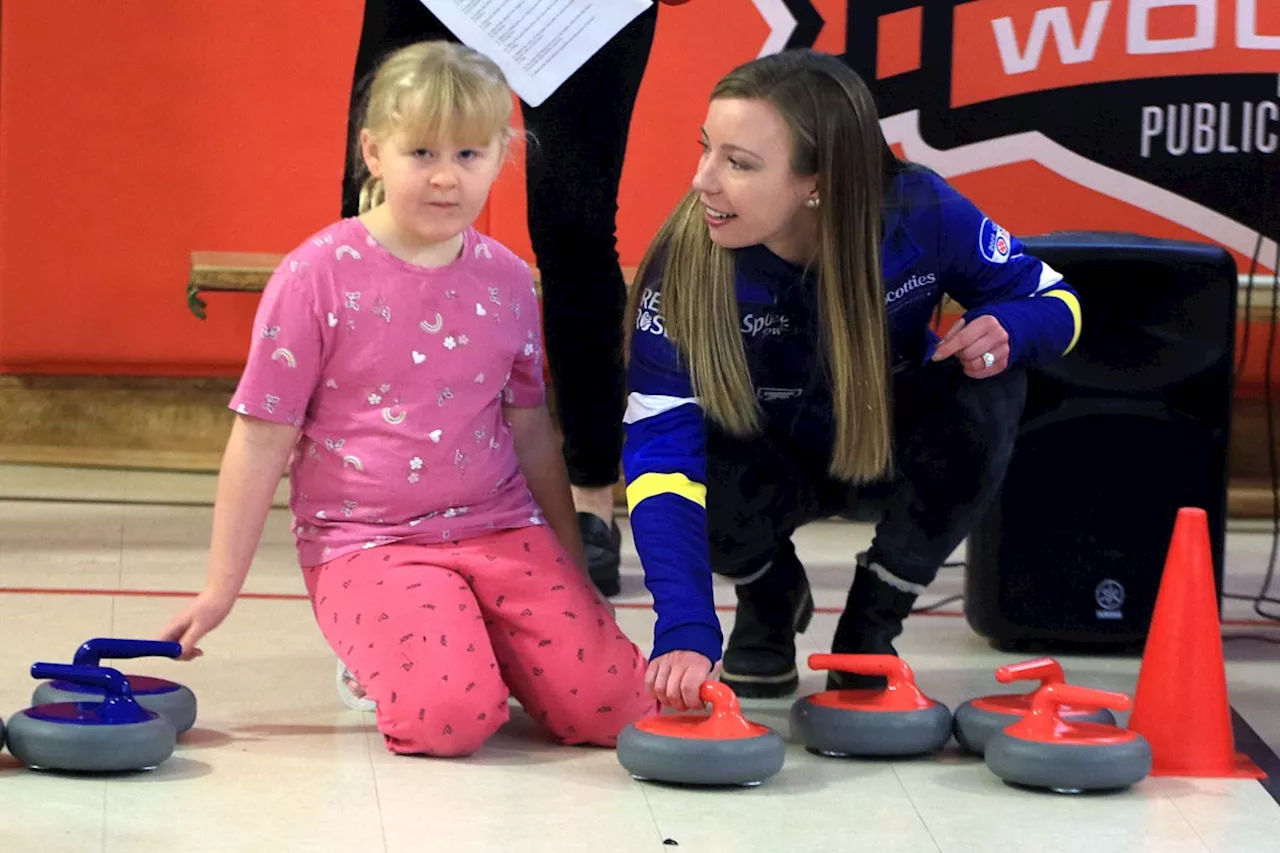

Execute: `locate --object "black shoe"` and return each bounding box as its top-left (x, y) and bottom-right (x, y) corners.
top-left (826, 554), bottom-right (920, 691)
top-left (721, 553), bottom-right (815, 699)
top-left (577, 511), bottom-right (621, 597)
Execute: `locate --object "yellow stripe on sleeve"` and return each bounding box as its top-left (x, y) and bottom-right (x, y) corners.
top-left (625, 472), bottom-right (707, 511)
top-left (1045, 289), bottom-right (1082, 355)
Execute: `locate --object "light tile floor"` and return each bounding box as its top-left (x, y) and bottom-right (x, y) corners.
top-left (0, 463), bottom-right (1277, 852)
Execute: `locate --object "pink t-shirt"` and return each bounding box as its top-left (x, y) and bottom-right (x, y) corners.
top-left (230, 218), bottom-right (547, 566)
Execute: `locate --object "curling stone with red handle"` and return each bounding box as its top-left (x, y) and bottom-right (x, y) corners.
top-left (954, 657), bottom-right (1117, 756)
top-left (617, 682), bottom-right (786, 786)
top-left (32, 637), bottom-right (196, 733)
top-left (791, 654), bottom-right (953, 757)
top-left (984, 683), bottom-right (1151, 793)
top-left (8, 663), bottom-right (177, 773)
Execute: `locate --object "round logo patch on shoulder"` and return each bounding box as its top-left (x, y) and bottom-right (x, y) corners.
top-left (979, 217), bottom-right (1012, 264)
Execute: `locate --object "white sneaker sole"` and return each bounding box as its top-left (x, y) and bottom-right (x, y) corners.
top-left (336, 659), bottom-right (376, 712)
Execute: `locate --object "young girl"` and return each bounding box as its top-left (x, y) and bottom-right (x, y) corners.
top-left (624, 50), bottom-right (1081, 709)
top-left (157, 41), bottom-right (657, 757)
top-left (341, 0), bottom-right (662, 598)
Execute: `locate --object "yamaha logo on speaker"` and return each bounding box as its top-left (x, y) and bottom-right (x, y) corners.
top-left (1095, 578), bottom-right (1126, 620)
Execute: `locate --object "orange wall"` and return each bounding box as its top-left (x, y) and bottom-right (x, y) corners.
top-left (0, 0), bottom-right (1274, 379)
top-left (1, 1), bottom-right (365, 376)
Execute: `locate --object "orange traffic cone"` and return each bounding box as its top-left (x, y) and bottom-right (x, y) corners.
top-left (1126, 507), bottom-right (1265, 778)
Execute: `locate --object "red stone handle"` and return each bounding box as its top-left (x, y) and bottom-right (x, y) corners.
top-left (806, 654), bottom-right (935, 711)
top-left (1032, 683), bottom-right (1132, 716)
top-left (995, 657), bottom-right (1065, 688)
top-left (1003, 682), bottom-right (1137, 743)
top-left (808, 653), bottom-right (913, 683)
top-left (694, 681), bottom-right (758, 737)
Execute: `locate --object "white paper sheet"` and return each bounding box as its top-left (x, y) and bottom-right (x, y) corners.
top-left (420, 0), bottom-right (654, 107)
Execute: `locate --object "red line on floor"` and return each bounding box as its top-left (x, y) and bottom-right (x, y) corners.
top-left (0, 587), bottom-right (305, 601)
top-left (0, 586), bottom-right (1276, 628)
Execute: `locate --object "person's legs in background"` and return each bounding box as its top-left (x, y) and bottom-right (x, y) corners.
top-left (519, 4), bottom-right (659, 597)
top-left (341, 0), bottom-right (456, 219)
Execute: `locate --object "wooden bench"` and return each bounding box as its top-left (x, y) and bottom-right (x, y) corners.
top-left (188, 252), bottom-right (289, 319)
top-left (187, 250), bottom-right (640, 318)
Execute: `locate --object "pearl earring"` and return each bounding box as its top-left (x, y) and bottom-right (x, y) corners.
top-left (805, 197), bottom-right (820, 209)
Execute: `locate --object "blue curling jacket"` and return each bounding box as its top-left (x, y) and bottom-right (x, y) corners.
top-left (623, 165), bottom-right (1082, 665)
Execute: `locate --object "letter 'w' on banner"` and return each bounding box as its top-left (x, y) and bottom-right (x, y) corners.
top-left (858, 1), bottom-right (1280, 275)
top-left (952, 0), bottom-right (1280, 108)
top-left (418, 0), bottom-right (653, 107)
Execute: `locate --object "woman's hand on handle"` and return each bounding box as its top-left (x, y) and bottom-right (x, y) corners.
top-left (646, 650), bottom-right (720, 711)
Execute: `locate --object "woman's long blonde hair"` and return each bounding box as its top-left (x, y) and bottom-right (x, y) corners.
top-left (628, 50), bottom-right (896, 483)
top-left (351, 41), bottom-right (516, 214)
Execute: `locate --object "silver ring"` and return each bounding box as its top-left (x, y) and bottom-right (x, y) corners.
top-left (981, 352), bottom-right (995, 368)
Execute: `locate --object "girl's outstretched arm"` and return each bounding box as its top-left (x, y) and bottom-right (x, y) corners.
top-left (157, 414), bottom-right (299, 658)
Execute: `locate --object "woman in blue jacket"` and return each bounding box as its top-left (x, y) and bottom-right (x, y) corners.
top-left (624, 50), bottom-right (1082, 709)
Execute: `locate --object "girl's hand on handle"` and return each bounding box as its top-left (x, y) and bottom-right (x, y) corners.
top-left (157, 589), bottom-right (237, 661)
top-left (646, 650), bottom-right (719, 711)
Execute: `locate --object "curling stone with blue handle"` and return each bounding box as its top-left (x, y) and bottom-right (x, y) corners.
top-left (8, 663), bottom-right (177, 772)
top-left (954, 657), bottom-right (1117, 756)
top-left (792, 654), bottom-right (953, 757)
top-left (985, 683), bottom-right (1151, 794)
top-left (32, 638), bottom-right (197, 733)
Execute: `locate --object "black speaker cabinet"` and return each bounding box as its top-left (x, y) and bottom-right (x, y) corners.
top-left (964, 232), bottom-right (1236, 653)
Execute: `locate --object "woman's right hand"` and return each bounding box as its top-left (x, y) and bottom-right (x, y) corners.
top-left (156, 590), bottom-right (237, 660)
top-left (645, 650), bottom-right (720, 711)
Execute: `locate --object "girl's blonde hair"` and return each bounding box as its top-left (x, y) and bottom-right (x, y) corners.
top-left (627, 50), bottom-right (897, 484)
top-left (352, 40), bottom-right (516, 213)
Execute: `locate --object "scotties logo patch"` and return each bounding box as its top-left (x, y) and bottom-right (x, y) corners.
top-left (979, 218), bottom-right (1012, 264)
